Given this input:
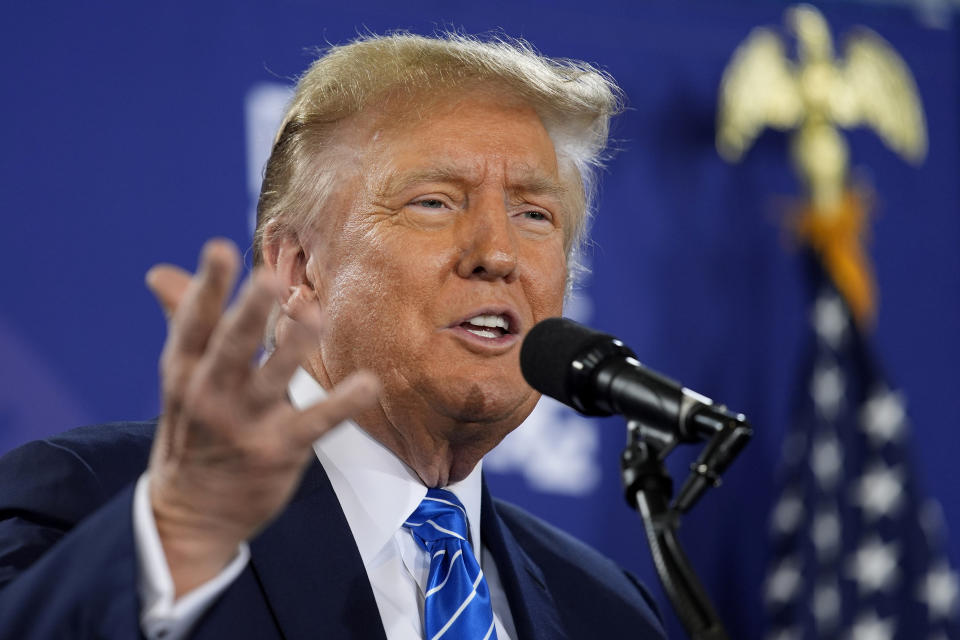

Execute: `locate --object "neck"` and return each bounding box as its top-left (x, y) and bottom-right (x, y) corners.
top-left (306, 362), bottom-right (510, 487)
top-left (350, 402), bottom-right (501, 487)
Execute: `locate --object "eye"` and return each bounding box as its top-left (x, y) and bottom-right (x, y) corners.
top-left (522, 210), bottom-right (548, 221)
top-left (512, 206), bottom-right (557, 235)
top-left (413, 198), bottom-right (447, 209)
top-left (516, 209), bottom-right (553, 224)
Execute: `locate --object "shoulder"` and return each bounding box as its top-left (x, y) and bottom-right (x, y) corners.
top-left (0, 421), bottom-right (157, 592)
top-left (42, 419), bottom-right (156, 471)
top-left (493, 499), bottom-right (665, 638)
top-left (493, 498), bottom-right (643, 591)
top-left (0, 420), bottom-right (156, 516)
top-left (2, 420), bottom-right (157, 475)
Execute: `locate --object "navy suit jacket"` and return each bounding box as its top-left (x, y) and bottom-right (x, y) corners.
top-left (0, 421), bottom-right (666, 639)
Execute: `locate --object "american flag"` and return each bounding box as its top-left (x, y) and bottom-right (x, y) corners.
top-left (764, 259), bottom-right (959, 640)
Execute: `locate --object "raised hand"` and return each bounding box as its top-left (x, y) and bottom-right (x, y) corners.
top-left (144, 239), bottom-right (379, 596)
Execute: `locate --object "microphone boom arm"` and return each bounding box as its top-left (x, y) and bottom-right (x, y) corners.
top-left (621, 409), bottom-right (752, 640)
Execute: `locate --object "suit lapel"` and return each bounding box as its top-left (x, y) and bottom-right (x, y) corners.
top-left (245, 459), bottom-right (569, 640)
top-left (249, 459), bottom-right (387, 640)
top-left (481, 479), bottom-right (569, 640)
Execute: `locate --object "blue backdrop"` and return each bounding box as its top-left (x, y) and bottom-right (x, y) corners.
top-left (2, 2), bottom-right (957, 638)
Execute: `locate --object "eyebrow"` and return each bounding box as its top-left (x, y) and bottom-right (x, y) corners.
top-left (375, 167), bottom-right (469, 199)
top-left (508, 171), bottom-right (569, 201)
top-left (374, 164), bottom-right (569, 202)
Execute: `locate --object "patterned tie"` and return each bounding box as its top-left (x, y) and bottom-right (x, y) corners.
top-left (403, 488), bottom-right (498, 640)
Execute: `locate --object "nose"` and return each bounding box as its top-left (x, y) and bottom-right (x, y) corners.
top-left (455, 194), bottom-right (518, 282)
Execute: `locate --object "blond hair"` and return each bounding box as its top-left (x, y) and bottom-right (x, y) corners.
top-left (254, 31), bottom-right (622, 285)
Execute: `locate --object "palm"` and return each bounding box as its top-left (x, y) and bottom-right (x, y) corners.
top-left (144, 239), bottom-right (378, 596)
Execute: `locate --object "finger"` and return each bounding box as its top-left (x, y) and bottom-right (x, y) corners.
top-left (254, 305), bottom-right (325, 400)
top-left (290, 371), bottom-right (381, 444)
top-left (203, 268), bottom-right (284, 384)
top-left (146, 264), bottom-right (191, 320)
top-left (167, 239), bottom-right (240, 357)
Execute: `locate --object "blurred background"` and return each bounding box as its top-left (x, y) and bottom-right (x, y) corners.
top-left (1, 1), bottom-right (957, 638)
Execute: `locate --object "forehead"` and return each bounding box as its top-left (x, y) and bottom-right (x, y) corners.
top-left (349, 88), bottom-right (562, 181)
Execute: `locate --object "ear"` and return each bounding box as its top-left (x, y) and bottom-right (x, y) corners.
top-left (261, 222), bottom-right (319, 329)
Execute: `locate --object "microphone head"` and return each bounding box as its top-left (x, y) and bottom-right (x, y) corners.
top-left (520, 317), bottom-right (635, 415)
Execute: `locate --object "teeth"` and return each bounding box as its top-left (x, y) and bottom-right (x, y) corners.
top-left (466, 314), bottom-right (510, 331)
top-left (466, 328), bottom-right (499, 339)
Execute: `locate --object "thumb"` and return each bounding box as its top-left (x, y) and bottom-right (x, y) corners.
top-left (146, 264), bottom-right (192, 320)
top-left (290, 371), bottom-right (381, 445)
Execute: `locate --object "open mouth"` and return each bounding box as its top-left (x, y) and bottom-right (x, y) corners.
top-left (458, 313), bottom-right (514, 340)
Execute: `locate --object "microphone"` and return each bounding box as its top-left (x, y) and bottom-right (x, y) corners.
top-left (520, 317), bottom-right (746, 445)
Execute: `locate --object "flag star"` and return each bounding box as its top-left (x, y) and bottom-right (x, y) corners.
top-left (813, 581), bottom-right (840, 630)
top-left (847, 610), bottom-right (895, 640)
top-left (860, 389), bottom-right (907, 446)
top-left (917, 561), bottom-right (959, 620)
top-left (813, 292), bottom-right (848, 348)
top-left (766, 557), bottom-right (803, 605)
top-left (811, 362), bottom-right (845, 420)
top-left (812, 507), bottom-right (841, 559)
top-left (846, 537), bottom-right (900, 594)
top-left (811, 433), bottom-right (843, 489)
top-left (771, 490), bottom-right (805, 535)
top-left (850, 463), bottom-right (904, 521)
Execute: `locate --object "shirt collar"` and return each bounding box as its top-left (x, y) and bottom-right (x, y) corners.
top-left (288, 367), bottom-right (484, 567)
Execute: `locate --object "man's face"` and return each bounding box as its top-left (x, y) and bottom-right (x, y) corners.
top-left (305, 89), bottom-right (569, 449)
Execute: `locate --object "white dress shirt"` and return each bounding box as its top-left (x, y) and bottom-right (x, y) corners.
top-left (134, 368), bottom-right (517, 640)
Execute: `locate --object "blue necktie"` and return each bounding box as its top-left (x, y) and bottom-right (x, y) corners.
top-left (403, 488), bottom-right (498, 640)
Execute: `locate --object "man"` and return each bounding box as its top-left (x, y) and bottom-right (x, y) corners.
top-left (0, 33), bottom-right (665, 639)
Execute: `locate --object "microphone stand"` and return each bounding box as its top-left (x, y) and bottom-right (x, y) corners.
top-left (620, 411), bottom-right (752, 640)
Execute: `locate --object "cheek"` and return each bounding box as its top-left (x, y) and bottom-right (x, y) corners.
top-left (320, 235), bottom-right (445, 370)
top-left (525, 245), bottom-right (568, 317)
top-left (315, 243), bottom-right (391, 372)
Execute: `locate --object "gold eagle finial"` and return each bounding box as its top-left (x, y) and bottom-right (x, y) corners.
top-left (716, 4), bottom-right (927, 326)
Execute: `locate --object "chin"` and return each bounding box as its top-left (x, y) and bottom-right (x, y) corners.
top-left (438, 381), bottom-right (536, 430)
